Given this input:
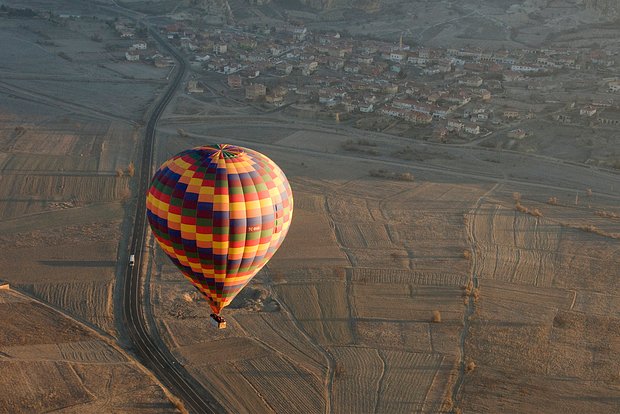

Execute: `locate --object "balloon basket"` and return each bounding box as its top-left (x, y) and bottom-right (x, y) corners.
top-left (210, 313), bottom-right (227, 329)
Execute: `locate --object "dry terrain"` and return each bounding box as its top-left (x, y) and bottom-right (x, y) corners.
top-left (1, 1), bottom-right (620, 413)
top-left (0, 11), bottom-right (180, 413)
top-left (0, 10), bottom-right (168, 334)
top-left (0, 288), bottom-right (176, 413)
top-left (231, 0), bottom-right (619, 49)
top-left (149, 104), bottom-right (620, 413)
top-left (150, 147), bottom-right (478, 412)
top-left (459, 188), bottom-right (620, 413)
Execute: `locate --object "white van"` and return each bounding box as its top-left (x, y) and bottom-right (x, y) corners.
top-left (129, 254), bottom-right (135, 267)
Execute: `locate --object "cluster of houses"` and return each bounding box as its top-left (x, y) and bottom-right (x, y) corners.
top-left (186, 22), bottom-right (618, 131)
top-left (114, 21), bottom-right (174, 68)
top-left (114, 21), bottom-right (136, 39)
top-left (113, 17), bottom-right (619, 138)
top-left (124, 39), bottom-right (147, 61)
top-left (557, 101), bottom-right (620, 126)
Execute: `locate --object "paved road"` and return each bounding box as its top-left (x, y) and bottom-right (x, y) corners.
top-left (157, 119), bottom-right (620, 202)
top-left (120, 28), bottom-right (224, 414)
top-left (158, 112), bottom-right (620, 184)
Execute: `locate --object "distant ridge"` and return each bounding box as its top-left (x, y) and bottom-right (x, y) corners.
top-left (257, 0), bottom-right (620, 17)
top-left (257, 0), bottom-right (380, 12)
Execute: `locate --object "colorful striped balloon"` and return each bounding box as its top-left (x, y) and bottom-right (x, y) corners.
top-left (146, 144), bottom-right (293, 315)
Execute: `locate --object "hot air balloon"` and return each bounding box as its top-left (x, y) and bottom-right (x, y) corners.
top-left (146, 144), bottom-right (293, 328)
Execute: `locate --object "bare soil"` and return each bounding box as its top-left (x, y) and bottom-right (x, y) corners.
top-left (0, 290), bottom-right (176, 413)
top-left (149, 116), bottom-right (620, 413)
top-left (2, 3), bottom-right (620, 413)
top-left (0, 14), bottom-right (178, 413)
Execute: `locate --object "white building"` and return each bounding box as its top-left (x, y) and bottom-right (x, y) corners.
top-left (125, 51), bottom-right (140, 61)
top-left (213, 44), bottom-right (228, 54)
top-left (464, 123), bottom-right (480, 135)
top-left (359, 103), bottom-right (374, 113)
top-left (511, 64), bottom-right (542, 73)
top-left (580, 106), bottom-right (597, 117)
top-left (390, 52), bottom-right (406, 62)
top-left (132, 40), bottom-right (147, 50)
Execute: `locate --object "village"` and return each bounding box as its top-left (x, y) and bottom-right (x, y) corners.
top-left (110, 16), bottom-right (620, 146)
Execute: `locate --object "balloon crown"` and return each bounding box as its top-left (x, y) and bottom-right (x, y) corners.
top-left (204, 144), bottom-right (245, 159)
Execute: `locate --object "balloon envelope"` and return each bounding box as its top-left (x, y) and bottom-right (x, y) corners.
top-left (146, 144), bottom-right (293, 314)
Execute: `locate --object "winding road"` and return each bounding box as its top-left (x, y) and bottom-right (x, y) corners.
top-left (119, 28), bottom-right (223, 414)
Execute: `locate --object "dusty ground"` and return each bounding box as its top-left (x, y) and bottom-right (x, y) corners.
top-left (149, 98), bottom-right (620, 412)
top-left (0, 288), bottom-right (177, 413)
top-left (234, 0), bottom-right (616, 49)
top-left (0, 7), bottom-right (170, 333)
top-left (455, 184), bottom-right (620, 413)
top-left (0, 12), bottom-right (180, 413)
top-left (2, 1), bottom-right (620, 413)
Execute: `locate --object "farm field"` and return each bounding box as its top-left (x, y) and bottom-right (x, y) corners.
top-left (149, 114), bottom-right (620, 412)
top-left (0, 71), bottom-right (136, 337)
top-left (150, 121), bottom-right (491, 412)
top-left (459, 188), bottom-right (620, 413)
top-left (2, 1), bottom-right (620, 412)
top-left (0, 9), bottom-right (168, 334)
top-left (0, 289), bottom-right (176, 413)
top-left (0, 11), bottom-right (180, 412)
